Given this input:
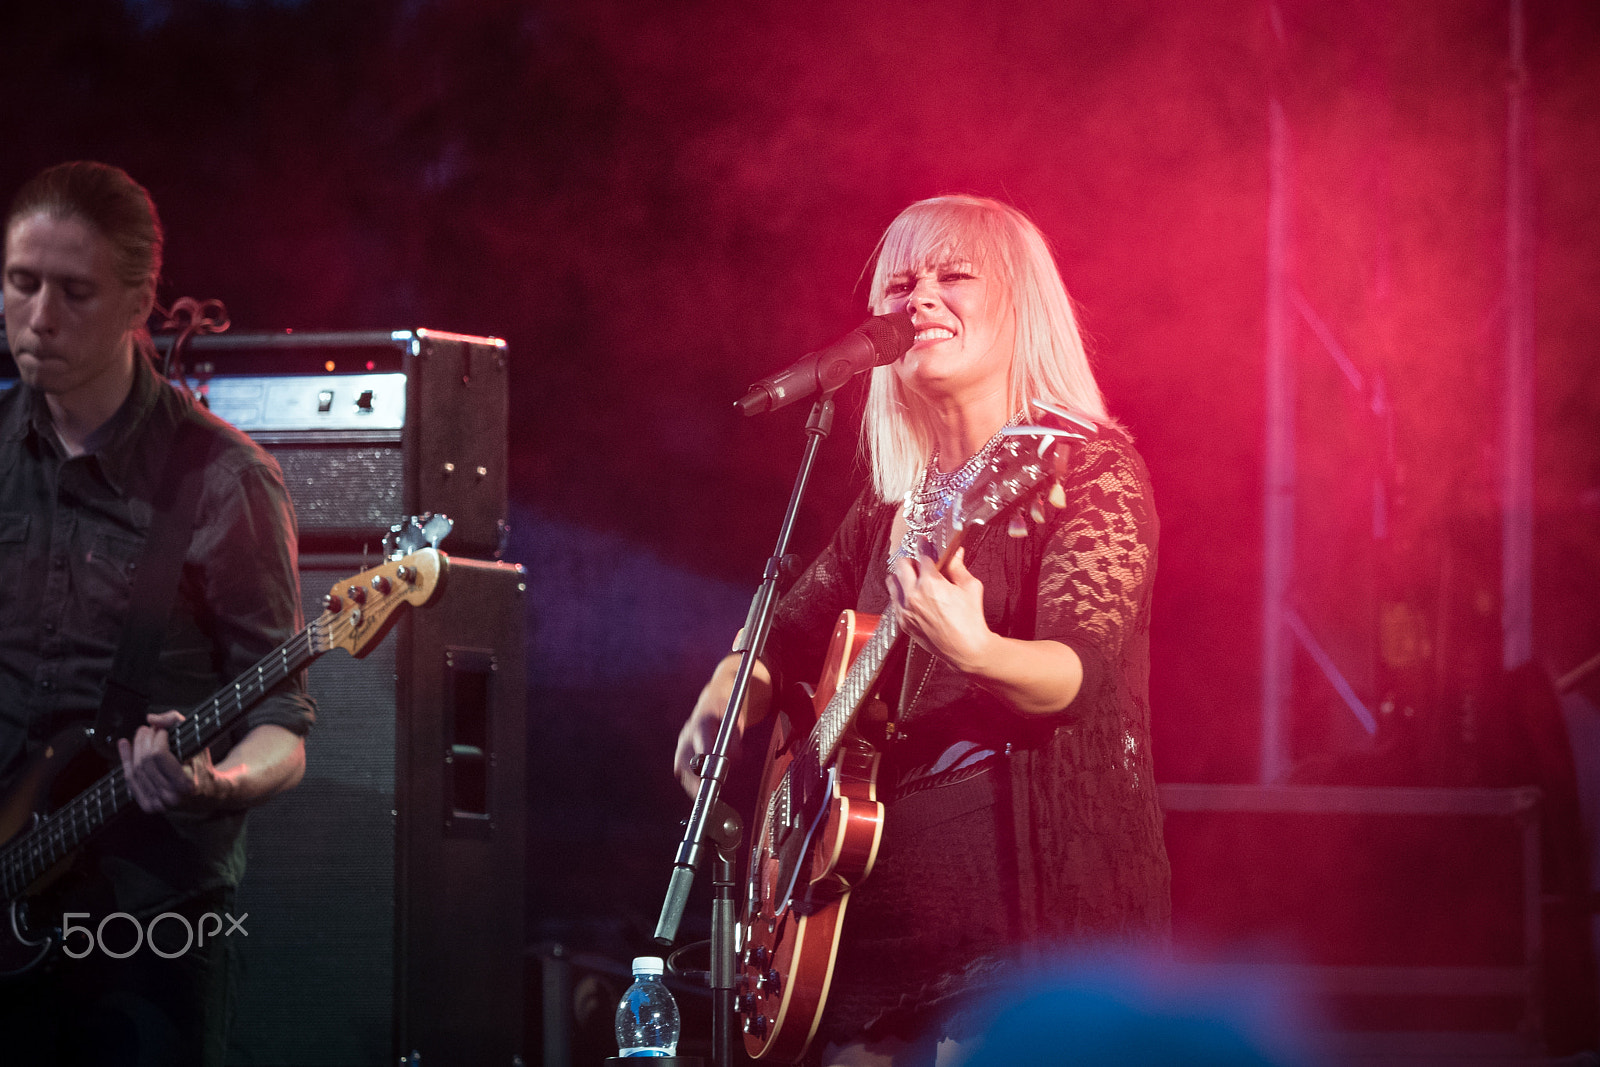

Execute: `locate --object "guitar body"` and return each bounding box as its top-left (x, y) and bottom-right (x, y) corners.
top-left (740, 610), bottom-right (887, 1062)
top-left (0, 726), bottom-right (104, 978)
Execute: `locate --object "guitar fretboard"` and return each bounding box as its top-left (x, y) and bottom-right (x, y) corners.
top-left (812, 611), bottom-right (901, 769)
top-left (0, 614), bottom-right (336, 902)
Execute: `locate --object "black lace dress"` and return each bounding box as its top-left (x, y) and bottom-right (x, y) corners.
top-left (761, 429), bottom-right (1171, 1048)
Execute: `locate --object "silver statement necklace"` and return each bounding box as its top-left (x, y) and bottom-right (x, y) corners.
top-left (889, 412), bottom-right (1025, 572)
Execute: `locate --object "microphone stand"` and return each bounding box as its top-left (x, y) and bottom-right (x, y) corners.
top-left (653, 390), bottom-right (840, 1066)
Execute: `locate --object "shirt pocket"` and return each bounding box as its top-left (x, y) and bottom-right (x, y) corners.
top-left (0, 511), bottom-right (34, 595)
top-left (0, 505), bottom-right (32, 559)
top-left (0, 511), bottom-right (30, 563)
top-left (73, 529), bottom-right (144, 643)
top-left (0, 513), bottom-right (29, 543)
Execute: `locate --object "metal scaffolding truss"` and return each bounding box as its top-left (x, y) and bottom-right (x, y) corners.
top-left (1258, 0), bottom-right (1534, 783)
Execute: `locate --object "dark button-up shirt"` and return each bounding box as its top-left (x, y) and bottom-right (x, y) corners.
top-left (0, 353), bottom-right (315, 914)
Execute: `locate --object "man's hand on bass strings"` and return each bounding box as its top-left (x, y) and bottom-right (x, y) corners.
top-left (117, 710), bottom-right (224, 813)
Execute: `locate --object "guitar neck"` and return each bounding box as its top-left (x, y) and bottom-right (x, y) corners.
top-left (166, 618), bottom-right (326, 763)
top-left (810, 607), bottom-right (902, 767)
top-left (807, 518), bottom-right (990, 768)
top-left (0, 612), bottom-right (331, 902)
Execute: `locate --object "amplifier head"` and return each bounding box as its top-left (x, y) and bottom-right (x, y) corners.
top-left (6, 328), bottom-right (510, 557)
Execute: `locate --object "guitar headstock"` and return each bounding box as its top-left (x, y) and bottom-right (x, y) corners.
top-left (927, 403), bottom-right (1096, 568)
top-left (313, 548), bottom-right (447, 658)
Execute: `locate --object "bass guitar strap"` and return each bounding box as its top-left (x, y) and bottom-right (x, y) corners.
top-left (93, 408), bottom-right (220, 751)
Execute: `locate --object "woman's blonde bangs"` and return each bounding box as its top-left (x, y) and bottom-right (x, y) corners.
top-left (869, 199), bottom-right (1016, 310)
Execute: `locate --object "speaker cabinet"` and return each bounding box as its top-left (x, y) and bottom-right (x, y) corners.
top-left (228, 555), bottom-right (527, 1067)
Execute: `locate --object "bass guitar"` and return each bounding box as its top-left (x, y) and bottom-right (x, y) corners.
top-left (736, 407), bottom-right (1089, 1060)
top-left (0, 541), bottom-right (448, 977)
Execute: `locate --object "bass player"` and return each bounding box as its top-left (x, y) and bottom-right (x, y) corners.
top-left (0, 161), bottom-right (313, 1066)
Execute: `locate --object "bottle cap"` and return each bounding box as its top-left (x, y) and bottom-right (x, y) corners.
top-left (631, 956), bottom-right (665, 976)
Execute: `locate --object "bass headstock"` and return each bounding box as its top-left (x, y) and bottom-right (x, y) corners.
top-left (314, 548), bottom-right (447, 658)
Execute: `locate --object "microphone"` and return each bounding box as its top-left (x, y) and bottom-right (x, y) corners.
top-left (736, 310), bottom-right (915, 416)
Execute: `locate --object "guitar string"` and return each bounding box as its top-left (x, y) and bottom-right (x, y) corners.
top-left (766, 437), bottom-right (1042, 844)
top-left (768, 610), bottom-right (901, 834)
top-left (810, 440), bottom-right (1037, 768)
top-left (0, 619), bottom-right (325, 899)
top-left (3, 615), bottom-right (334, 871)
top-left (0, 609), bottom-right (363, 899)
top-left (3, 554), bottom-right (440, 898)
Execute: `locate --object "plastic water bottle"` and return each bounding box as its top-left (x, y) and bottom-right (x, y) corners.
top-left (614, 956), bottom-right (680, 1057)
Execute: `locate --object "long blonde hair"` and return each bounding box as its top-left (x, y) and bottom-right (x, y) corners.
top-left (861, 195), bottom-right (1111, 502)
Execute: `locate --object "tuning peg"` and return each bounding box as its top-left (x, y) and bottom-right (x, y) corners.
top-left (1030, 497), bottom-right (1048, 524)
top-left (385, 512), bottom-right (452, 558)
top-left (421, 513), bottom-right (454, 548)
top-left (383, 518), bottom-right (419, 559)
top-left (1048, 479), bottom-right (1067, 509)
top-left (1052, 441), bottom-right (1075, 475)
top-left (1007, 513), bottom-right (1029, 538)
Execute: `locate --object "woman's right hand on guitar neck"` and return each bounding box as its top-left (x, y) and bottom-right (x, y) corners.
top-left (673, 650), bottom-right (772, 796)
